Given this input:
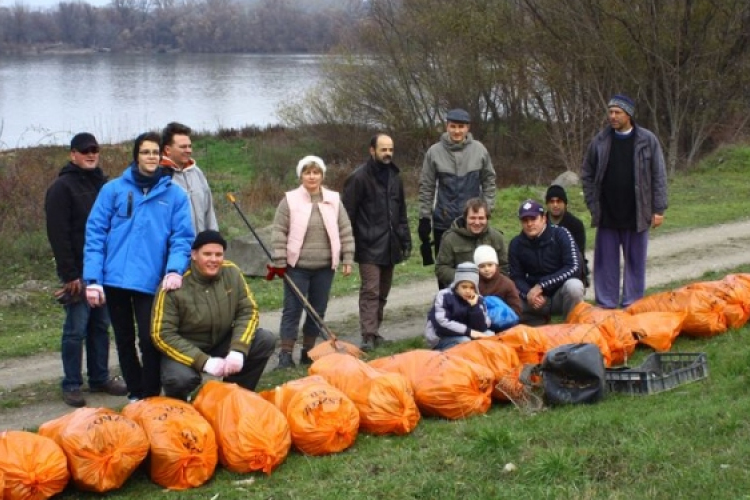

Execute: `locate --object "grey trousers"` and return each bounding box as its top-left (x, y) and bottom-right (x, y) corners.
top-left (520, 279), bottom-right (585, 326)
top-left (160, 327), bottom-right (276, 400)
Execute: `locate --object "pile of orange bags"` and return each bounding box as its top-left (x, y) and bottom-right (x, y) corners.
top-left (449, 339), bottom-right (522, 401)
top-left (38, 407), bottom-right (149, 493)
top-left (496, 324), bottom-right (550, 364)
top-left (193, 381), bottom-right (291, 474)
top-left (122, 397), bottom-right (218, 490)
top-left (0, 430), bottom-right (69, 500)
top-left (369, 350), bottom-right (493, 419)
top-left (259, 376), bottom-right (359, 456)
top-left (309, 353), bottom-right (420, 435)
top-left (566, 302), bottom-right (637, 365)
top-left (680, 275), bottom-right (750, 329)
top-left (627, 289), bottom-right (727, 336)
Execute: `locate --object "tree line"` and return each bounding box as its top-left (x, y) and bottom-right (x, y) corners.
top-left (0, 0), bottom-right (362, 54)
top-left (279, 0), bottom-right (750, 176)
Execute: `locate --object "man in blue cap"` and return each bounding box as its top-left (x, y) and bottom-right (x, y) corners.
top-left (508, 199), bottom-right (585, 325)
top-left (581, 94), bottom-right (668, 308)
top-left (418, 108), bottom-right (496, 276)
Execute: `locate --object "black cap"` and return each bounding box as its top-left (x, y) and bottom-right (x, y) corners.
top-left (545, 185), bottom-right (568, 204)
top-left (70, 133), bottom-right (99, 151)
top-left (518, 199), bottom-right (545, 219)
top-left (446, 108), bottom-right (471, 124)
top-left (192, 230), bottom-right (227, 250)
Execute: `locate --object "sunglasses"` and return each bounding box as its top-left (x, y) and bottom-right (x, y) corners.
top-left (77, 147), bottom-right (100, 154)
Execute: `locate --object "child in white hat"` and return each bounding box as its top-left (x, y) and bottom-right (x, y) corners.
top-left (424, 262), bottom-right (492, 351)
top-left (473, 245), bottom-right (522, 331)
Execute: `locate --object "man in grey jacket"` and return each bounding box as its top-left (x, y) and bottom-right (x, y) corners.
top-left (418, 108), bottom-right (496, 267)
top-left (581, 94), bottom-right (668, 309)
top-left (160, 122), bottom-right (219, 233)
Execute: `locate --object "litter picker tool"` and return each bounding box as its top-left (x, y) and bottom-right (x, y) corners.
top-left (226, 192), bottom-right (363, 361)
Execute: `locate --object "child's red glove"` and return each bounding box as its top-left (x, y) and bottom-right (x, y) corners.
top-left (266, 265), bottom-right (286, 281)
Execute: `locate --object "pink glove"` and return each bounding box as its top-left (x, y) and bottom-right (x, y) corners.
top-left (162, 272), bottom-right (183, 291)
top-left (224, 351), bottom-right (244, 375)
top-left (86, 284), bottom-right (106, 307)
top-left (203, 357), bottom-right (226, 377)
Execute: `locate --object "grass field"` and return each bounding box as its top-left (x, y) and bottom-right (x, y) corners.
top-left (35, 265), bottom-right (750, 500)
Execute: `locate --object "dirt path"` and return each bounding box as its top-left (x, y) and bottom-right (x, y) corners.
top-left (2, 219), bottom-right (749, 430)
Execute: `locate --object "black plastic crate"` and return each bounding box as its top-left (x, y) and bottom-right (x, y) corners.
top-left (605, 352), bottom-right (708, 395)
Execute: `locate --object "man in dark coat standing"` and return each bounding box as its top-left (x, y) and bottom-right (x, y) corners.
top-left (343, 133), bottom-right (411, 352)
top-left (581, 94), bottom-right (668, 308)
top-left (45, 133), bottom-right (127, 407)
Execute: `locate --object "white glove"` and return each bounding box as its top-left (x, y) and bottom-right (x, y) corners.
top-left (161, 272), bottom-right (183, 291)
top-left (224, 351), bottom-right (244, 375)
top-left (86, 284), bottom-right (106, 307)
top-left (203, 357), bottom-right (226, 377)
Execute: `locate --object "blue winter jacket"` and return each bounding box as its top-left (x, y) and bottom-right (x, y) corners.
top-left (428, 287), bottom-right (490, 339)
top-left (84, 164), bottom-right (195, 294)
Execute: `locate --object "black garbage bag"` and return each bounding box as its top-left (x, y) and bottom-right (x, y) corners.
top-left (541, 343), bottom-right (606, 405)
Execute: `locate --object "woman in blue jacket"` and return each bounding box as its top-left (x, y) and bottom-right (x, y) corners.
top-left (84, 131), bottom-right (194, 400)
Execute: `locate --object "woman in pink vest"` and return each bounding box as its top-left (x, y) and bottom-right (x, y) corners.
top-left (270, 155), bottom-right (355, 369)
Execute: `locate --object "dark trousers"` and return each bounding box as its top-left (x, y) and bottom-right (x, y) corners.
top-left (105, 286), bottom-right (159, 399)
top-left (593, 227), bottom-right (649, 309)
top-left (434, 227), bottom-right (447, 288)
top-left (160, 328), bottom-right (276, 400)
top-left (358, 263), bottom-right (394, 339)
top-left (279, 266), bottom-right (335, 343)
top-left (61, 300), bottom-right (111, 392)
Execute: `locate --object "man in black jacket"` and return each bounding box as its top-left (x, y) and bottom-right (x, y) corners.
top-left (45, 133), bottom-right (127, 407)
top-left (508, 199), bottom-right (585, 326)
top-left (342, 134), bottom-right (411, 352)
top-left (545, 184), bottom-right (590, 287)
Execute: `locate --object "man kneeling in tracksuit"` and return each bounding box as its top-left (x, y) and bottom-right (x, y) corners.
top-left (151, 230), bottom-right (276, 400)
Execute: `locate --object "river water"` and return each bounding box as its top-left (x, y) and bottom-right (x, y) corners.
top-left (0, 52), bottom-right (323, 149)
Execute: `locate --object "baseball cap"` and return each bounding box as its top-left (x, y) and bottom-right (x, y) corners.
top-left (518, 199), bottom-right (545, 219)
top-left (70, 133), bottom-right (99, 152)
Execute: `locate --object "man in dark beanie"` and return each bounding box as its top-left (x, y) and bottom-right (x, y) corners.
top-left (151, 230), bottom-right (276, 400)
top-left (545, 184), bottom-right (590, 287)
top-left (45, 133), bottom-right (127, 407)
top-left (581, 94), bottom-right (668, 308)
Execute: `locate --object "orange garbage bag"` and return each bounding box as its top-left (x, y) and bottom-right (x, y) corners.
top-left (38, 407), bottom-right (149, 493)
top-left (449, 339), bottom-right (522, 401)
top-left (258, 376), bottom-right (359, 456)
top-left (626, 289), bottom-right (727, 337)
top-left (625, 311), bottom-right (685, 351)
top-left (369, 350), bottom-right (493, 420)
top-left (309, 353), bottom-right (420, 435)
top-left (566, 302), bottom-right (637, 365)
top-left (122, 397), bottom-right (217, 490)
top-left (193, 381), bottom-right (291, 474)
top-left (537, 323), bottom-right (613, 367)
top-left (0, 431), bottom-right (69, 500)
top-left (681, 276), bottom-right (750, 329)
top-left (496, 324), bottom-right (549, 364)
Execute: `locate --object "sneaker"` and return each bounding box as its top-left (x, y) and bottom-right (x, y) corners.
top-left (300, 348), bottom-right (313, 365)
top-left (360, 337), bottom-right (375, 353)
top-left (274, 351), bottom-right (296, 370)
top-left (90, 377), bottom-right (128, 396)
top-left (63, 389), bottom-right (86, 408)
top-left (127, 397), bottom-right (140, 404)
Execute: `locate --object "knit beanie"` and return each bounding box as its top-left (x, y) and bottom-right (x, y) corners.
top-left (452, 262), bottom-right (479, 289)
top-left (473, 245), bottom-right (499, 266)
top-left (608, 94), bottom-right (635, 117)
top-left (545, 184), bottom-right (568, 204)
top-left (192, 230), bottom-right (227, 250)
top-left (296, 155), bottom-right (327, 178)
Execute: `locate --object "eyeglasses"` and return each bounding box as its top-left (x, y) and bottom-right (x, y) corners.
top-left (77, 147), bottom-right (100, 154)
top-left (138, 150), bottom-right (160, 156)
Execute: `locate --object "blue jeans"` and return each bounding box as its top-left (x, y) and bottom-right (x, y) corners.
top-left (434, 335), bottom-right (471, 351)
top-left (279, 267), bottom-right (335, 341)
top-left (61, 301), bottom-right (111, 392)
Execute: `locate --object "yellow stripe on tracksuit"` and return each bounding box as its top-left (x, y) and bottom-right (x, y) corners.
top-left (230, 261), bottom-right (259, 346)
top-left (151, 270), bottom-right (195, 366)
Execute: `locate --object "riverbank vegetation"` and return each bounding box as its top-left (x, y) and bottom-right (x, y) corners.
top-left (0, 0), bottom-right (357, 54)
